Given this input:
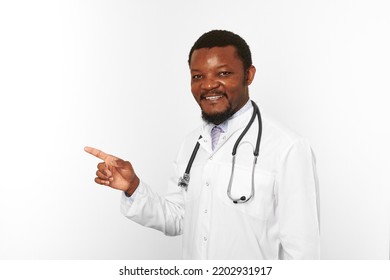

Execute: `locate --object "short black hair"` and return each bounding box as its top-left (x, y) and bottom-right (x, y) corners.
top-left (188, 30), bottom-right (252, 70)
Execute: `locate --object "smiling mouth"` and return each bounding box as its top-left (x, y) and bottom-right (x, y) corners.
top-left (204, 95), bottom-right (223, 101)
top-left (201, 92), bottom-right (226, 101)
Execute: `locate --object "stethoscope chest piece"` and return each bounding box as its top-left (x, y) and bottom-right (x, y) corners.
top-left (178, 173), bottom-right (190, 191)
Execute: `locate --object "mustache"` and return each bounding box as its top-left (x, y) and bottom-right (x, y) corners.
top-left (200, 89), bottom-right (226, 99)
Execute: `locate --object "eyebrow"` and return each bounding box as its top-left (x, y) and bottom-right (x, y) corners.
top-left (190, 64), bottom-right (230, 72)
top-left (216, 64), bottom-right (229, 68)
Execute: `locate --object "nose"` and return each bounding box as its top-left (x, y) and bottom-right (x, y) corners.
top-left (201, 76), bottom-right (220, 91)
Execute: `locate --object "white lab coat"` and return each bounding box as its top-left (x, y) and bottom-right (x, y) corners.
top-left (121, 103), bottom-right (320, 259)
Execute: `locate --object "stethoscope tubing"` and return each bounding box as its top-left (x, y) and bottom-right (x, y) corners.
top-left (227, 101), bottom-right (261, 203)
top-left (178, 100), bottom-right (262, 204)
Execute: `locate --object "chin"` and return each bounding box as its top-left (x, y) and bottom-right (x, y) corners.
top-left (201, 107), bottom-right (233, 125)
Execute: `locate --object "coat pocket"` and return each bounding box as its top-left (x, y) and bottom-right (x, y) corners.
top-left (216, 162), bottom-right (276, 220)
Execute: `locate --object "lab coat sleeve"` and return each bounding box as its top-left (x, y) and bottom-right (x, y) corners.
top-left (276, 139), bottom-right (320, 259)
top-left (120, 161), bottom-right (185, 237)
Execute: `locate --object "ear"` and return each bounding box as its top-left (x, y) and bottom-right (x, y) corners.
top-left (245, 65), bottom-right (256, 86)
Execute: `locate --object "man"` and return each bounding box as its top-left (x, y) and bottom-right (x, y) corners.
top-left (85, 30), bottom-right (320, 259)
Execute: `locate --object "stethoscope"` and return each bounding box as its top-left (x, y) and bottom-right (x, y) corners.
top-left (178, 100), bottom-right (262, 204)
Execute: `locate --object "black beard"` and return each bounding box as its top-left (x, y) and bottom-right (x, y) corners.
top-left (201, 104), bottom-right (234, 125)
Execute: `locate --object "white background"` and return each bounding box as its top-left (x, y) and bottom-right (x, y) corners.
top-left (0, 0), bottom-right (389, 259)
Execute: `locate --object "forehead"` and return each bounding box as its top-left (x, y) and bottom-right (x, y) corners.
top-left (190, 46), bottom-right (243, 69)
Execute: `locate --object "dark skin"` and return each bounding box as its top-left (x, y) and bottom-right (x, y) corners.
top-left (85, 46), bottom-right (256, 195)
top-left (84, 146), bottom-right (139, 196)
top-left (190, 46), bottom-right (256, 124)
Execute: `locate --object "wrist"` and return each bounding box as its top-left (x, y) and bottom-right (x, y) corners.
top-left (124, 176), bottom-right (140, 197)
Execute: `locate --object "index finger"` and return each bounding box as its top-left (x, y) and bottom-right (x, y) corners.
top-left (84, 146), bottom-right (109, 160)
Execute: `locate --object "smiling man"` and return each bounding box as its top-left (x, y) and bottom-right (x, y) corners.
top-left (85, 30), bottom-right (320, 259)
top-left (190, 44), bottom-right (255, 125)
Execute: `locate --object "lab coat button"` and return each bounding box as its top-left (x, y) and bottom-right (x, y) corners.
top-left (205, 182), bottom-right (209, 187)
top-left (204, 209), bottom-right (208, 213)
top-left (203, 237), bottom-right (207, 241)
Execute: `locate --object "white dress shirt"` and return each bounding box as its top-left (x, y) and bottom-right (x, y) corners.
top-left (121, 100), bottom-right (320, 259)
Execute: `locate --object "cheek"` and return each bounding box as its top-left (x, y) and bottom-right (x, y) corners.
top-left (191, 86), bottom-right (201, 103)
top-left (225, 82), bottom-right (242, 95)
top-left (191, 83), bottom-right (200, 95)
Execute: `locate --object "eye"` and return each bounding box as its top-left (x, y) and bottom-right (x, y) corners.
top-left (192, 74), bottom-right (203, 80)
top-left (219, 71), bottom-right (232, 77)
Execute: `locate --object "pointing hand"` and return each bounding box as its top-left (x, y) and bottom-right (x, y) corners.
top-left (84, 146), bottom-right (139, 196)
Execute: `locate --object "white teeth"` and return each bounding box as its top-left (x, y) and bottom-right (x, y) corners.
top-left (205, 95), bottom-right (223, 100)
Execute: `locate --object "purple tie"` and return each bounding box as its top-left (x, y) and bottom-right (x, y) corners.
top-left (211, 126), bottom-right (223, 151)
